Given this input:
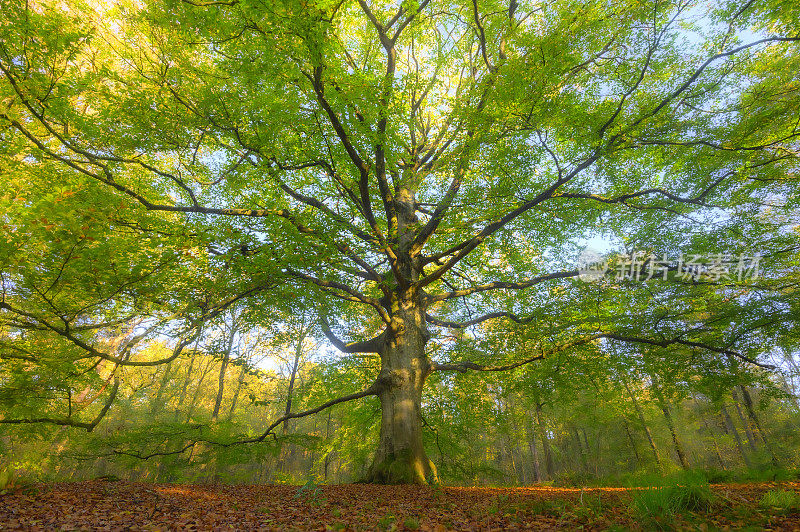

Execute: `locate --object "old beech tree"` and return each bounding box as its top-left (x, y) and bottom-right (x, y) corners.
top-left (1, 0), bottom-right (798, 483)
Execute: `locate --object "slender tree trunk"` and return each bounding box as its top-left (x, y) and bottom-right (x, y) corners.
top-left (693, 396), bottom-right (726, 470)
top-left (174, 343), bottom-right (198, 422)
top-left (778, 372), bottom-right (800, 414)
top-left (573, 426), bottom-right (588, 472)
top-left (282, 326), bottom-right (308, 434)
top-left (503, 436), bottom-right (521, 484)
top-left (279, 325), bottom-right (308, 474)
top-left (650, 374), bottom-right (689, 469)
top-left (212, 321), bottom-right (238, 421)
top-left (659, 401), bottom-right (689, 469)
top-left (226, 365), bottom-right (247, 422)
top-left (652, 387), bottom-right (688, 469)
top-left (623, 418), bottom-right (640, 467)
top-left (582, 428), bottom-right (599, 476)
top-left (209, 320), bottom-right (239, 481)
top-left (622, 377), bottom-right (661, 467)
top-left (185, 356), bottom-right (216, 422)
top-left (526, 417), bottom-right (541, 482)
top-left (738, 385), bottom-right (779, 466)
top-left (506, 397), bottom-right (527, 484)
top-left (535, 401), bottom-right (555, 479)
top-left (307, 415), bottom-right (319, 475)
top-left (705, 418), bottom-right (727, 470)
top-left (582, 428), bottom-right (590, 456)
top-left (721, 404), bottom-right (752, 468)
top-left (731, 392), bottom-right (758, 453)
top-left (782, 352), bottom-right (800, 411)
top-left (324, 409), bottom-right (333, 481)
top-left (150, 363), bottom-right (174, 415)
top-left (211, 347), bottom-right (232, 422)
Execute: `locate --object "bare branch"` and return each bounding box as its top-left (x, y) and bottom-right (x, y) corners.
top-left (613, 37), bottom-right (800, 142)
top-left (0, 281), bottom-right (271, 366)
top-left (554, 187), bottom-right (717, 209)
top-left (286, 268), bottom-right (390, 323)
top-left (602, 333), bottom-right (776, 369)
top-left (426, 311), bottom-right (533, 329)
top-left (433, 335), bottom-right (601, 372)
top-left (429, 269), bottom-right (579, 302)
top-left (471, 0), bottom-right (493, 72)
top-left (251, 384), bottom-right (380, 442)
top-left (418, 155), bottom-right (599, 285)
top-left (305, 67), bottom-right (379, 233)
top-left (320, 316), bottom-right (385, 354)
top-left (356, 0), bottom-right (401, 245)
top-left (433, 328), bottom-right (775, 373)
top-left (181, 0), bottom-right (237, 5)
top-left (598, 3), bottom-right (683, 137)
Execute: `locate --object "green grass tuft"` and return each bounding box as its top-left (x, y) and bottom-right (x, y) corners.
top-left (631, 472), bottom-right (715, 520)
top-left (759, 489), bottom-right (799, 510)
top-left (403, 516), bottom-right (420, 530)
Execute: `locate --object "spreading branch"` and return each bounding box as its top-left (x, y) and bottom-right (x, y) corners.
top-left (0, 378), bottom-right (119, 432)
top-left (320, 316), bottom-right (385, 354)
top-left (429, 269), bottom-right (580, 302)
top-left (433, 330), bottom-right (775, 373)
top-left (112, 383), bottom-right (380, 459)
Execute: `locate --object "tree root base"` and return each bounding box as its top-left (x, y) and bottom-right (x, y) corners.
top-left (362, 450), bottom-right (439, 485)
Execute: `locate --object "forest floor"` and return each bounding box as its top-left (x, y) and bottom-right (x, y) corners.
top-left (0, 480), bottom-right (798, 531)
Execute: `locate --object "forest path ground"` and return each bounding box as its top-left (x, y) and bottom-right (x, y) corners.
top-left (1, 480), bottom-right (798, 530)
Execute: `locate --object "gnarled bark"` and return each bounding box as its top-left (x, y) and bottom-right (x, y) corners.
top-left (364, 294), bottom-right (438, 484)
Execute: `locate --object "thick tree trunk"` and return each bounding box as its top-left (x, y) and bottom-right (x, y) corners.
top-left (363, 190), bottom-right (439, 484)
top-left (365, 297), bottom-right (437, 484)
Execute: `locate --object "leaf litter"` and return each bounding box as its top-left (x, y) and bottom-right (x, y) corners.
top-left (0, 480), bottom-right (798, 530)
